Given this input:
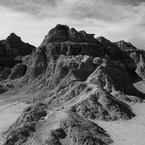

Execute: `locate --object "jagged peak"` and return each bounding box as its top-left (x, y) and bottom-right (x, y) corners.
top-left (41, 24), bottom-right (98, 44)
top-left (7, 32), bottom-right (21, 41)
top-left (115, 40), bottom-right (136, 51)
top-left (96, 36), bottom-right (111, 44)
top-left (116, 40), bottom-right (134, 46)
top-left (55, 24), bottom-right (69, 30)
top-left (96, 36), bottom-right (118, 49)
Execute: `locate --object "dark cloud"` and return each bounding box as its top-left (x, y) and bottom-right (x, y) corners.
top-left (0, 0), bottom-right (58, 15)
top-left (0, 0), bottom-right (144, 21)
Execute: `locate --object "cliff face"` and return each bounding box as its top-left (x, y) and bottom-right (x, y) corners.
top-left (1, 24), bottom-right (145, 145)
top-left (41, 24), bottom-right (98, 44)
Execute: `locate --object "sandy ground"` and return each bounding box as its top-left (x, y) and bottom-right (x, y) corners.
top-left (94, 103), bottom-right (145, 145)
top-left (0, 98), bottom-right (145, 145)
top-left (0, 100), bottom-right (28, 145)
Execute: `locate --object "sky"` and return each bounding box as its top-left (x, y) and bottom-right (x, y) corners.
top-left (0, 0), bottom-right (145, 49)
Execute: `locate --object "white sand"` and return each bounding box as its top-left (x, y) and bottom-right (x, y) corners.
top-left (94, 103), bottom-right (145, 145)
top-left (0, 100), bottom-right (145, 145)
top-left (0, 101), bottom-right (28, 145)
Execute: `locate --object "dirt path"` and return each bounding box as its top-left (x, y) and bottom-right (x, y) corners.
top-left (93, 103), bottom-right (145, 145)
top-left (0, 101), bottom-right (28, 145)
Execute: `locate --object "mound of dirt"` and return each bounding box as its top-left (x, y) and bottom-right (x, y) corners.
top-left (55, 112), bottom-right (113, 145)
top-left (71, 88), bottom-right (135, 121)
top-left (3, 103), bottom-right (47, 145)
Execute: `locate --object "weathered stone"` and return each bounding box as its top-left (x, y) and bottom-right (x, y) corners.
top-left (72, 89), bottom-right (135, 120)
top-left (68, 28), bottom-right (82, 42)
top-left (9, 64), bottom-right (27, 80)
top-left (79, 30), bottom-right (97, 43)
top-left (43, 24), bottom-right (69, 43)
top-left (0, 68), bottom-right (11, 81)
top-left (115, 40), bottom-right (136, 52)
top-left (78, 55), bottom-right (94, 73)
top-left (0, 33), bottom-right (36, 69)
top-left (3, 33), bottom-right (35, 56)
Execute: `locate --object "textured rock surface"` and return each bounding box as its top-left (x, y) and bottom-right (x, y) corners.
top-left (57, 112), bottom-right (113, 145)
top-left (2, 33), bottom-right (35, 56)
top-left (8, 64), bottom-right (27, 80)
top-left (41, 24), bottom-right (99, 45)
top-left (0, 33), bottom-right (35, 68)
top-left (0, 68), bottom-right (11, 81)
top-left (3, 107), bottom-right (113, 145)
top-left (1, 24), bottom-right (145, 145)
top-left (72, 89), bottom-right (135, 120)
top-left (43, 24), bottom-right (69, 43)
top-left (3, 103), bottom-right (47, 145)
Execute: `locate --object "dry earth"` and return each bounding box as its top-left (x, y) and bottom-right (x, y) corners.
top-left (0, 98), bottom-right (145, 145)
top-left (92, 102), bottom-right (145, 145)
top-left (0, 100), bottom-right (28, 145)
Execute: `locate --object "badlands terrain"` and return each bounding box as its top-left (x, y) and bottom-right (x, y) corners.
top-left (0, 24), bottom-right (145, 145)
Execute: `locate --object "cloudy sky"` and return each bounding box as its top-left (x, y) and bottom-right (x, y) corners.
top-left (0, 0), bottom-right (145, 49)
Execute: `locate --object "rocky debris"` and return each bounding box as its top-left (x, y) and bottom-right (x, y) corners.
top-left (3, 105), bottom-right (113, 145)
top-left (89, 57), bottom-right (145, 100)
top-left (40, 112), bottom-right (112, 145)
top-left (71, 89), bottom-right (135, 121)
top-left (24, 50), bottom-right (47, 79)
top-left (88, 58), bottom-right (132, 93)
top-left (44, 55), bottom-right (94, 92)
top-left (47, 82), bottom-right (87, 105)
top-left (3, 103), bottom-right (47, 145)
top-left (8, 64), bottom-right (27, 80)
top-left (57, 112), bottom-right (113, 145)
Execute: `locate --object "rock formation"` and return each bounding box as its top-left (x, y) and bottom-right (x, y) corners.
top-left (8, 64), bottom-right (27, 80)
top-left (0, 33), bottom-right (36, 68)
top-left (1, 24), bottom-right (145, 145)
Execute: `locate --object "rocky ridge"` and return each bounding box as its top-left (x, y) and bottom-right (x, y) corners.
top-left (1, 24), bottom-right (145, 145)
top-left (0, 33), bottom-right (35, 68)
